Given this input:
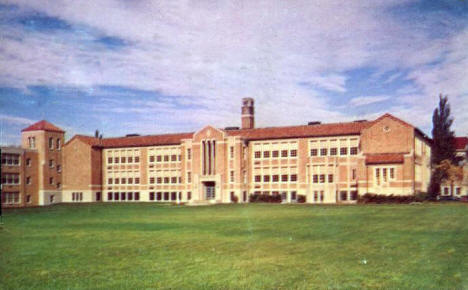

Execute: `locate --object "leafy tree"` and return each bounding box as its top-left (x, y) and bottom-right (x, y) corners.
top-left (436, 159), bottom-right (463, 196)
top-left (429, 94), bottom-right (456, 198)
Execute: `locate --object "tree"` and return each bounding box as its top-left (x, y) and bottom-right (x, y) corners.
top-left (436, 159), bottom-right (463, 197)
top-left (429, 94), bottom-right (456, 198)
top-left (95, 129), bottom-right (103, 139)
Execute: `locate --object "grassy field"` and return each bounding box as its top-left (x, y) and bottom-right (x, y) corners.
top-left (1, 203), bottom-right (468, 289)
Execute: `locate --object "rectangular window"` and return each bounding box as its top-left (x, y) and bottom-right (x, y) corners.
top-left (171, 155), bottom-right (177, 162)
top-left (272, 150), bottom-right (279, 158)
top-left (114, 157), bottom-right (119, 163)
top-left (187, 192), bottom-right (192, 200)
top-left (128, 192), bottom-right (133, 201)
top-left (255, 175), bottom-right (261, 182)
top-left (456, 187), bottom-right (461, 195)
top-left (121, 192), bottom-right (126, 201)
top-left (254, 151), bottom-right (261, 158)
top-left (115, 178), bottom-right (119, 184)
top-left (108, 157), bottom-right (113, 164)
top-left (135, 178), bottom-right (140, 184)
top-left (352, 169), bottom-right (357, 180)
top-left (49, 159), bottom-right (54, 168)
top-left (375, 168), bottom-right (380, 185)
top-left (281, 174), bottom-right (288, 182)
top-left (263, 175), bottom-right (270, 182)
top-left (350, 147), bottom-right (358, 155)
top-left (164, 192), bottom-right (169, 201)
top-left (320, 148), bottom-right (327, 156)
top-left (330, 148), bottom-right (337, 156)
top-left (157, 155), bottom-right (162, 162)
top-left (320, 191), bottom-right (324, 202)
top-left (56, 138), bottom-right (61, 150)
top-left (135, 192), bottom-right (140, 201)
top-left (272, 175), bottom-right (279, 182)
top-left (49, 177), bottom-right (54, 185)
top-left (28, 137), bottom-right (36, 148)
top-left (340, 191), bottom-right (347, 201)
top-left (134, 157), bottom-right (140, 163)
top-left (150, 177), bottom-right (155, 184)
top-left (263, 151), bottom-right (270, 158)
top-left (290, 174), bottom-right (297, 182)
top-left (121, 178), bottom-right (126, 184)
top-left (290, 150), bottom-right (297, 157)
top-left (128, 178), bottom-right (133, 184)
top-left (328, 174), bottom-right (333, 183)
top-left (390, 168), bottom-right (395, 179)
top-left (340, 147), bottom-right (348, 155)
top-left (313, 174), bottom-right (318, 183)
top-left (230, 146), bottom-right (234, 159)
top-left (164, 177), bottom-right (170, 184)
top-left (114, 192), bottom-right (119, 200)
top-left (187, 149), bottom-right (191, 160)
top-left (127, 156), bottom-right (133, 163)
top-left (26, 158), bottom-right (31, 166)
top-left (108, 178), bottom-right (113, 184)
top-left (156, 192), bottom-right (162, 201)
top-left (310, 149), bottom-right (318, 156)
top-left (150, 192), bottom-right (155, 201)
top-left (49, 137), bottom-right (54, 149)
top-left (291, 191), bottom-right (297, 200)
top-left (121, 157), bottom-right (126, 163)
top-left (108, 192), bottom-right (113, 201)
top-left (157, 177), bottom-right (162, 184)
top-left (281, 150), bottom-right (288, 157)
top-left (319, 174), bottom-right (325, 183)
top-left (230, 171), bottom-right (235, 183)
top-left (171, 192), bottom-right (177, 201)
top-left (57, 165), bottom-right (61, 172)
top-left (383, 168), bottom-right (387, 182)
top-left (164, 155), bottom-right (169, 162)
top-left (187, 172), bottom-right (191, 183)
top-left (171, 177), bottom-right (177, 184)
top-left (350, 191), bottom-right (358, 200)
top-left (26, 176), bottom-right (31, 185)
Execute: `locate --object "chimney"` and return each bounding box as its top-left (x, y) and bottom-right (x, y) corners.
top-left (241, 98), bottom-right (255, 129)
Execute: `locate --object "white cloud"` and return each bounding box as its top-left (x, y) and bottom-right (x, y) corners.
top-left (0, 113), bottom-right (35, 125)
top-left (349, 95), bottom-right (391, 107)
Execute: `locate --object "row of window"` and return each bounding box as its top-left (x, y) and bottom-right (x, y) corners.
top-left (339, 190), bottom-right (358, 201)
top-left (71, 192), bottom-right (83, 201)
top-left (375, 167), bottom-right (395, 185)
top-left (253, 191), bottom-right (298, 200)
top-left (1, 174), bottom-right (20, 185)
top-left (1, 192), bottom-right (20, 204)
top-left (149, 191), bottom-right (190, 201)
top-left (49, 159), bottom-right (61, 172)
top-left (1, 154), bottom-right (20, 166)
top-left (107, 177), bottom-right (141, 185)
top-left (311, 174), bottom-right (334, 183)
top-left (149, 177), bottom-right (182, 184)
top-left (48, 177), bottom-right (61, 189)
top-left (48, 137), bottom-right (61, 150)
top-left (107, 192), bottom-right (140, 201)
top-left (254, 174), bottom-right (298, 183)
top-left (149, 155), bottom-right (181, 163)
top-left (107, 156), bottom-right (140, 164)
top-left (310, 147), bottom-right (358, 156)
top-left (254, 149), bottom-right (297, 159)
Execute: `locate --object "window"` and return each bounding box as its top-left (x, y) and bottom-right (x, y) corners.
top-left (115, 178), bottom-right (119, 184)
top-left (263, 175), bottom-right (270, 182)
top-left (383, 168), bottom-right (387, 183)
top-left (57, 165), bottom-right (61, 172)
top-left (108, 192), bottom-right (113, 201)
top-left (121, 178), bottom-right (126, 184)
top-left (340, 147), bottom-right (348, 155)
top-left (149, 156), bottom-right (155, 162)
top-left (50, 195), bottom-right (55, 203)
top-left (291, 191), bottom-right (297, 200)
top-left (444, 187), bottom-right (449, 195)
top-left (108, 157), bottom-right (113, 164)
top-left (352, 169), bottom-right (357, 180)
top-left (108, 178), bottom-right (113, 184)
top-left (390, 168), bottom-right (395, 179)
top-left (164, 155), bottom-right (169, 162)
top-left (157, 156), bottom-right (162, 162)
top-left (456, 187), bottom-right (461, 195)
top-left (272, 150), bottom-right (279, 158)
top-left (178, 155), bottom-right (181, 162)
top-left (150, 177), bottom-right (155, 184)
top-left (128, 192), bottom-right (133, 201)
top-left (178, 177), bottom-right (182, 184)
top-left (375, 168), bottom-right (380, 185)
top-left (255, 175), bottom-right (261, 182)
top-left (330, 148), bottom-right (337, 156)
top-left (320, 191), bottom-right (324, 202)
top-left (171, 155), bottom-right (177, 162)
top-left (28, 137), bottom-right (36, 148)
top-left (2, 154), bottom-right (20, 166)
top-left (310, 149), bottom-right (318, 156)
top-left (263, 151), bottom-right (270, 158)
top-left (135, 178), bottom-right (140, 184)
top-left (2, 174), bottom-right (20, 185)
top-left (320, 148), bottom-right (327, 156)
top-left (56, 182), bottom-right (61, 189)
top-left (340, 191), bottom-right (347, 201)
top-left (272, 175), bottom-right (279, 182)
top-left (230, 146), bottom-right (234, 159)
top-left (350, 191), bottom-right (358, 200)
top-left (157, 192), bottom-right (162, 201)
top-left (121, 192), bottom-right (126, 201)
top-left (230, 171), bottom-right (235, 183)
top-left (350, 147), bottom-right (358, 155)
top-left (319, 174), bottom-right (325, 183)
top-left (128, 156), bottom-right (133, 163)
top-left (187, 149), bottom-right (191, 160)
top-left (281, 150), bottom-right (288, 157)
top-left (56, 138), bottom-right (61, 150)
top-left (135, 157), bottom-right (140, 163)
top-left (26, 195), bottom-right (31, 203)
top-left (49, 159), bottom-right (54, 168)
top-left (313, 174), bottom-right (318, 183)
top-left (114, 192), bottom-right (119, 200)
top-left (171, 192), bottom-right (177, 201)
top-left (26, 176), bottom-right (31, 185)
top-left (281, 174), bottom-right (288, 182)
top-left (49, 177), bottom-right (54, 185)
top-left (188, 192), bottom-right (192, 200)
top-left (157, 177), bottom-right (162, 184)
top-left (171, 177), bottom-right (177, 184)
top-left (254, 151), bottom-right (261, 158)
top-left (314, 191), bottom-right (318, 202)
top-left (150, 192), bottom-right (155, 201)
top-left (114, 157), bottom-right (119, 163)
top-left (328, 174), bottom-right (333, 183)
top-left (96, 192), bottom-right (101, 201)
top-left (26, 158), bottom-right (31, 166)
top-left (49, 137), bottom-right (54, 149)
top-left (164, 177), bottom-right (170, 184)
top-left (164, 192), bottom-right (169, 201)
top-left (187, 172), bottom-right (191, 183)
top-left (290, 150), bottom-right (297, 157)
top-left (128, 178), bottom-right (133, 184)
top-left (290, 174), bottom-right (297, 182)
top-left (121, 157), bottom-right (126, 163)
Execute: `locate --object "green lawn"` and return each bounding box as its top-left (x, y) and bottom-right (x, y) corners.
top-left (1, 203), bottom-right (468, 289)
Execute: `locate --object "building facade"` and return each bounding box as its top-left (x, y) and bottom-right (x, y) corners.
top-left (440, 137), bottom-right (468, 197)
top-left (2, 98), bottom-right (433, 207)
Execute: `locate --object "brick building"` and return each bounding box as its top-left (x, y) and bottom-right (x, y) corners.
top-left (2, 98), bottom-right (432, 206)
top-left (440, 137), bottom-right (468, 197)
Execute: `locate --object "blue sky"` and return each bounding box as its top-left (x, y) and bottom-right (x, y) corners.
top-left (1, 0), bottom-right (468, 145)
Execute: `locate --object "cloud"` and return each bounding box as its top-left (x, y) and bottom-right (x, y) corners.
top-left (0, 113), bottom-right (34, 125)
top-left (349, 96), bottom-right (391, 107)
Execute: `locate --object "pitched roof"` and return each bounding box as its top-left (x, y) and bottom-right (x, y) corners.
top-left (225, 121), bottom-right (373, 140)
top-left (21, 120), bottom-right (64, 133)
top-left (65, 135), bottom-right (101, 146)
top-left (454, 137), bottom-right (468, 150)
top-left (365, 153), bottom-right (405, 165)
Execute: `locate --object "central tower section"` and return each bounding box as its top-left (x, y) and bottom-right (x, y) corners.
top-left (241, 98), bottom-right (255, 129)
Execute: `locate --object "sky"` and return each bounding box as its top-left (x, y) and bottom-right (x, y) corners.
top-left (0, 0), bottom-right (468, 145)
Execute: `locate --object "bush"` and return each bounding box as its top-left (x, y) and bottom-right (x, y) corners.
top-left (297, 195), bottom-right (306, 203)
top-left (249, 193), bottom-right (282, 203)
top-left (231, 195), bottom-right (239, 203)
top-left (358, 193), bottom-right (422, 204)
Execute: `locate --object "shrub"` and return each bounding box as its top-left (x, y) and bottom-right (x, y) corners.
top-left (297, 195), bottom-right (306, 203)
top-left (358, 193), bottom-right (424, 204)
top-left (231, 195), bottom-right (239, 203)
top-left (249, 193), bottom-right (282, 203)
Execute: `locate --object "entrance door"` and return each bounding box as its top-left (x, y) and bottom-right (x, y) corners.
top-left (204, 181), bottom-right (216, 200)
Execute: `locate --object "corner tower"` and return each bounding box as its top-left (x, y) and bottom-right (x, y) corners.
top-left (241, 98), bottom-right (255, 129)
